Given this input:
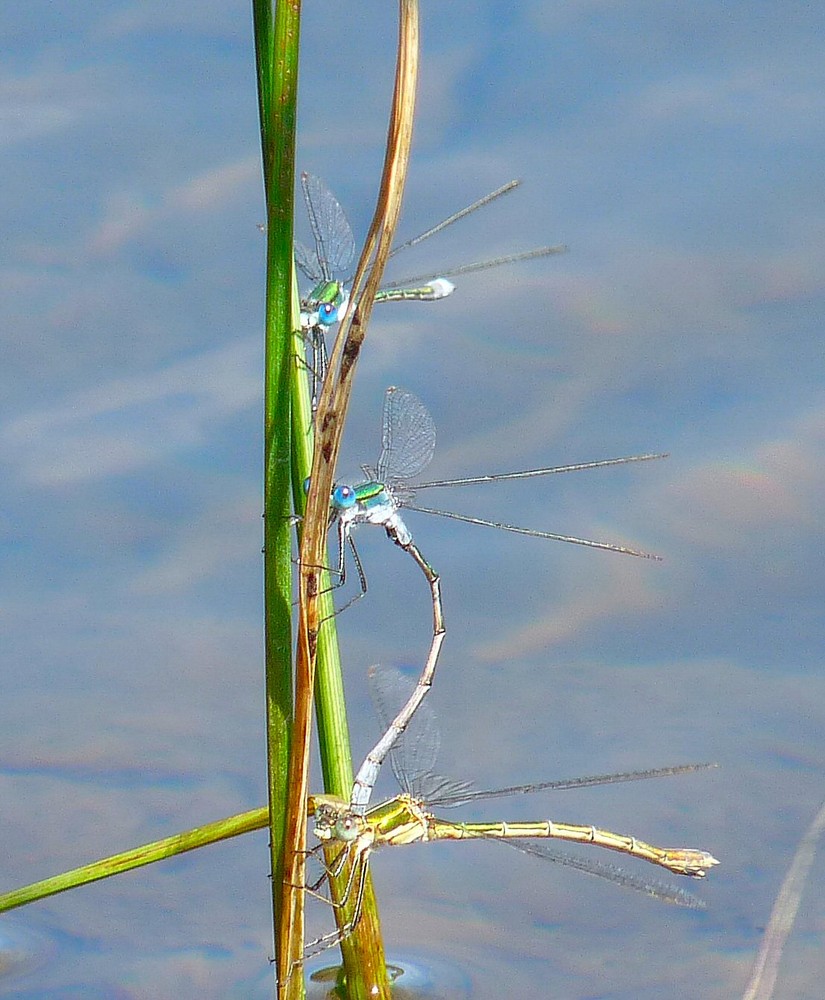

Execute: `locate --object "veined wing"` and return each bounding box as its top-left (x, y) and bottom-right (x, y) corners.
top-left (300, 172), bottom-right (356, 283)
top-left (494, 838), bottom-right (706, 908)
top-left (386, 180), bottom-right (521, 260)
top-left (375, 386), bottom-right (437, 484)
top-left (379, 244), bottom-right (567, 291)
top-left (369, 664), bottom-right (472, 806)
top-left (428, 763), bottom-right (718, 809)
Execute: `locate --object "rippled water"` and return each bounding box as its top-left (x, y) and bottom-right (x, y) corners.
top-left (3, 1), bottom-right (825, 997)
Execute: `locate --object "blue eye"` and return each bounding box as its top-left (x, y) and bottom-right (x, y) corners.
top-left (332, 485), bottom-right (357, 509)
top-left (318, 302), bottom-right (338, 325)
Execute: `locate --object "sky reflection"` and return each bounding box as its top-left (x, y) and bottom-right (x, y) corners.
top-left (2, 1), bottom-right (825, 997)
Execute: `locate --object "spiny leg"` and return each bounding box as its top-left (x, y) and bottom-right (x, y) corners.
top-left (327, 530), bottom-right (368, 616)
top-left (292, 526), bottom-right (367, 617)
top-left (313, 529), bottom-right (368, 621)
top-left (309, 326), bottom-right (329, 415)
top-left (291, 850), bottom-right (372, 972)
top-left (277, 847), bottom-right (369, 990)
top-left (301, 843), bottom-right (350, 898)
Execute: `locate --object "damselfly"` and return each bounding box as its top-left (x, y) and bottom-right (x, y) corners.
top-left (306, 666), bottom-right (718, 957)
top-left (321, 386), bottom-right (665, 814)
top-left (294, 173), bottom-right (566, 408)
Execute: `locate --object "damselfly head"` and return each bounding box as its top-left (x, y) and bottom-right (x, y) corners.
top-left (317, 290), bottom-right (350, 328)
top-left (312, 797), bottom-right (361, 843)
top-left (331, 484), bottom-right (357, 511)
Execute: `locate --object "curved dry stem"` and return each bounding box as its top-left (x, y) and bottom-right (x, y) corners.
top-left (280, 2), bottom-right (420, 996)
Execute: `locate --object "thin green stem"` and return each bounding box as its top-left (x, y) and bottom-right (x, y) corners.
top-left (290, 330), bottom-right (354, 798)
top-left (0, 810), bottom-right (269, 914)
top-left (253, 0), bottom-right (301, 982)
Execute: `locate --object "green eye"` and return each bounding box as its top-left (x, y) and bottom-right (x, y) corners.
top-left (336, 815), bottom-right (359, 842)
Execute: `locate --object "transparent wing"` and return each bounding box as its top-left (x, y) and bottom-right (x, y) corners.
top-left (300, 173), bottom-right (356, 282)
top-left (369, 664), bottom-right (439, 797)
top-left (379, 245), bottom-right (567, 290)
top-left (294, 239), bottom-right (322, 283)
top-left (370, 667), bottom-right (713, 814)
top-left (375, 386), bottom-right (436, 484)
top-left (429, 763), bottom-right (716, 808)
top-left (369, 664), bottom-right (472, 805)
top-left (386, 180), bottom-right (520, 259)
top-left (494, 839), bottom-right (706, 909)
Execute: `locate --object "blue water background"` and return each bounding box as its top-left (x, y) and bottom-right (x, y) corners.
top-left (2, 2), bottom-right (825, 997)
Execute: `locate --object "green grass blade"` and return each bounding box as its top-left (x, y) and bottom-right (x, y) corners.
top-left (290, 324), bottom-right (354, 799)
top-left (0, 809), bottom-right (268, 914)
top-left (253, 0), bottom-right (300, 983)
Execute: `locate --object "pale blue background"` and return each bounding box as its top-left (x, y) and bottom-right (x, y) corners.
top-left (2, 2), bottom-right (825, 997)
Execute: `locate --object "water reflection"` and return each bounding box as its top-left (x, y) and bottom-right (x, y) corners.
top-left (3, 0), bottom-right (825, 996)
top-left (306, 953), bottom-right (472, 1000)
top-left (0, 918), bottom-right (49, 989)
